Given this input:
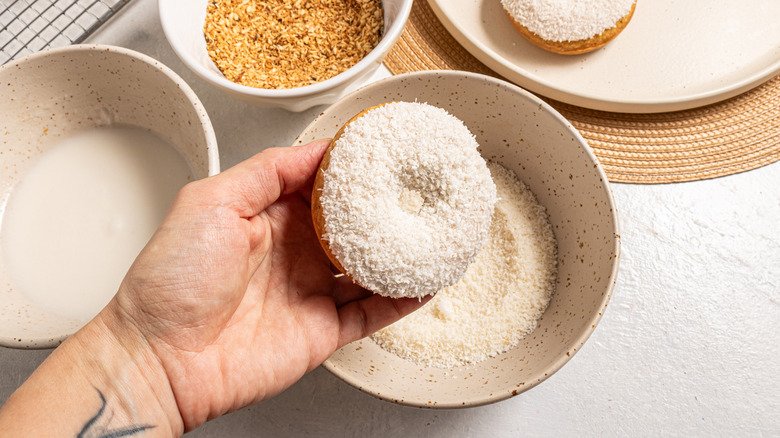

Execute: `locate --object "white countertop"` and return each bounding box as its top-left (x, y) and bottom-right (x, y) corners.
top-left (1, 1), bottom-right (778, 436)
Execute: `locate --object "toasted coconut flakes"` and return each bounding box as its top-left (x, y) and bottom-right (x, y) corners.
top-left (204, 0), bottom-right (384, 89)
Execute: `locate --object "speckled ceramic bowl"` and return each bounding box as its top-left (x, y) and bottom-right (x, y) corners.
top-left (295, 71), bottom-right (620, 407)
top-left (159, 0), bottom-right (411, 112)
top-left (0, 44), bottom-right (219, 349)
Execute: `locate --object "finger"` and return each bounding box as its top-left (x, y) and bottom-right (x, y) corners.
top-left (202, 139), bottom-right (331, 217)
top-left (330, 275), bottom-right (372, 307)
top-left (336, 294), bottom-right (432, 349)
top-left (298, 178), bottom-right (316, 207)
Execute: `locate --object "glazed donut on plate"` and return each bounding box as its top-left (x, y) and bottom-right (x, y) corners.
top-left (311, 101), bottom-right (497, 299)
top-left (501, 0), bottom-right (637, 55)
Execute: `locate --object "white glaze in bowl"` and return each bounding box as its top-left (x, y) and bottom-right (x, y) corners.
top-left (0, 44), bottom-right (219, 349)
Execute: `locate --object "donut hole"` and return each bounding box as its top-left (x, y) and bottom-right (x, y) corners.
top-left (396, 164), bottom-right (448, 216)
top-left (398, 188), bottom-right (425, 215)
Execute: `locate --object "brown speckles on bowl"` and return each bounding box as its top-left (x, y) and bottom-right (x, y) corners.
top-left (295, 70), bottom-right (620, 408)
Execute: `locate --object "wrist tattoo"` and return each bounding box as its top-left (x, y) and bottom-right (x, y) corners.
top-left (77, 388), bottom-right (155, 438)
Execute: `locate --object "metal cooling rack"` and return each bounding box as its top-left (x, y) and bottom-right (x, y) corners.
top-left (0, 0), bottom-right (131, 65)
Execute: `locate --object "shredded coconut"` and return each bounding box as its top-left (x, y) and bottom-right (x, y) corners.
top-left (501, 0), bottom-right (635, 42)
top-left (371, 162), bottom-right (558, 368)
top-left (320, 102), bottom-right (496, 299)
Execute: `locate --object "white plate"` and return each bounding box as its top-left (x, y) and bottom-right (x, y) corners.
top-left (428, 0), bottom-right (780, 113)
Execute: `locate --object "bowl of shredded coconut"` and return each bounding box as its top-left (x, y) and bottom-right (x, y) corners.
top-left (296, 70), bottom-right (620, 408)
top-left (159, 0), bottom-right (412, 111)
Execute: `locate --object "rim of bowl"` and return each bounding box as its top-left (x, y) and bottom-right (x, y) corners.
top-left (307, 70), bottom-right (622, 408)
top-left (0, 44), bottom-right (220, 349)
top-left (159, 0), bottom-right (412, 99)
top-left (0, 44), bottom-right (221, 178)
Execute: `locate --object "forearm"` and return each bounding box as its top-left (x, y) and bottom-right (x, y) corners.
top-left (0, 306), bottom-right (183, 437)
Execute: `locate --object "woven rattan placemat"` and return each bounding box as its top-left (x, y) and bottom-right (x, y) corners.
top-left (383, 0), bottom-right (780, 184)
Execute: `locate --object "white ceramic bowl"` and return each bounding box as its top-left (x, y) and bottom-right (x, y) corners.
top-left (0, 44), bottom-right (219, 349)
top-left (295, 71), bottom-right (621, 407)
top-left (159, 0), bottom-right (412, 112)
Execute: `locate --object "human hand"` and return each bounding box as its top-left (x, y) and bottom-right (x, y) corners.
top-left (0, 140), bottom-right (427, 437)
top-left (102, 139), bottom-right (427, 431)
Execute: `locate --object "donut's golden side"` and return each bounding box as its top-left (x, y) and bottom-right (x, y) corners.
top-left (507, 2), bottom-right (636, 55)
top-left (311, 103), bottom-right (391, 287)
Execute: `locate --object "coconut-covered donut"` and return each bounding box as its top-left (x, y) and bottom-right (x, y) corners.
top-left (311, 102), bottom-right (497, 299)
top-left (501, 0), bottom-right (637, 55)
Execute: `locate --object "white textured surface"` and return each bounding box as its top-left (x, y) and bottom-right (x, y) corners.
top-left (322, 102), bottom-right (496, 298)
top-left (1, 0), bottom-right (778, 436)
top-left (372, 162), bottom-right (556, 367)
top-left (500, 0), bottom-right (635, 42)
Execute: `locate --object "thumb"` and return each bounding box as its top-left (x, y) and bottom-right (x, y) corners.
top-left (201, 139), bottom-right (330, 217)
